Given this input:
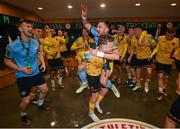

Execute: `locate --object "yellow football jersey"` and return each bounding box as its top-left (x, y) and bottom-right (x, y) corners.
top-left (86, 51), bottom-right (104, 76)
top-left (174, 47), bottom-right (180, 61)
top-left (114, 34), bottom-right (128, 56)
top-left (71, 36), bottom-right (94, 55)
top-left (57, 35), bottom-right (68, 52)
top-left (127, 36), bottom-right (137, 54)
top-left (136, 31), bottom-right (156, 59)
top-left (156, 36), bottom-right (179, 64)
top-left (43, 35), bottom-right (61, 59)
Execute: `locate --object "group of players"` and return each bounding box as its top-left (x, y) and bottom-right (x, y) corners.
top-left (3, 4), bottom-right (180, 127)
top-left (74, 5), bottom-right (180, 127)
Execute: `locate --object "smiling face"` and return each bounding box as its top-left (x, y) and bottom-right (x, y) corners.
top-left (51, 29), bottom-right (56, 37)
top-left (128, 28), bottom-right (134, 36)
top-left (96, 22), bottom-right (109, 36)
top-left (82, 28), bottom-right (89, 37)
top-left (166, 32), bottom-right (175, 41)
top-left (118, 25), bottom-right (125, 34)
top-left (100, 41), bottom-right (115, 53)
top-left (19, 22), bottom-right (33, 38)
top-left (58, 30), bottom-right (63, 36)
top-left (134, 27), bottom-right (143, 39)
top-left (33, 28), bottom-right (43, 39)
top-left (98, 35), bottom-right (115, 53)
top-left (165, 27), bottom-right (176, 41)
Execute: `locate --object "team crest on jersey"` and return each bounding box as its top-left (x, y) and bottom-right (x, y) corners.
top-left (172, 42), bottom-right (175, 46)
top-left (33, 45), bottom-right (38, 50)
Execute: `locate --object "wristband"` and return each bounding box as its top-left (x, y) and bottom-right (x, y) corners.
top-left (82, 15), bottom-right (87, 20)
top-left (97, 51), bottom-right (104, 58)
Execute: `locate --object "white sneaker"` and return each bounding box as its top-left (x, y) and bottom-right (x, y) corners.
top-left (52, 87), bottom-right (55, 92)
top-left (111, 84), bottom-right (120, 98)
top-left (51, 80), bottom-right (55, 91)
top-left (76, 83), bottom-right (88, 94)
top-left (57, 80), bottom-right (62, 86)
top-left (132, 85), bottom-right (141, 91)
top-left (88, 112), bottom-right (100, 122)
top-left (58, 84), bottom-right (64, 89)
top-left (144, 84), bottom-right (149, 93)
top-left (96, 103), bottom-right (103, 114)
top-left (57, 81), bottom-right (64, 89)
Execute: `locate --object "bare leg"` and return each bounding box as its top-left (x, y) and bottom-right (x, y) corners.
top-left (89, 92), bottom-right (100, 122)
top-left (57, 68), bottom-right (64, 88)
top-left (144, 67), bottom-right (152, 93)
top-left (132, 67), bottom-right (141, 91)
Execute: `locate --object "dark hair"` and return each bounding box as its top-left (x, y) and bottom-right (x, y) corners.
top-left (82, 28), bottom-right (89, 34)
top-left (98, 34), bottom-right (114, 45)
top-left (134, 23), bottom-right (144, 30)
top-left (128, 25), bottom-right (135, 29)
top-left (33, 26), bottom-right (43, 29)
top-left (119, 23), bottom-right (126, 28)
top-left (16, 19), bottom-right (32, 28)
top-left (104, 20), bottom-right (111, 29)
top-left (99, 20), bottom-right (111, 29)
top-left (82, 27), bottom-right (88, 31)
top-left (166, 27), bottom-right (176, 34)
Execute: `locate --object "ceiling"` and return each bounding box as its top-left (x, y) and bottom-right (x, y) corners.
top-left (1, 0), bottom-right (180, 19)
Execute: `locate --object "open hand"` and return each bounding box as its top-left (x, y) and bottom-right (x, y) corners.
top-left (20, 67), bottom-right (32, 74)
top-left (40, 63), bottom-right (46, 72)
top-left (81, 4), bottom-right (87, 17)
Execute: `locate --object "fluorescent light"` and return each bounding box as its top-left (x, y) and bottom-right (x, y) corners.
top-left (135, 3), bottom-right (141, 6)
top-left (68, 5), bottom-right (73, 9)
top-left (100, 3), bottom-right (106, 8)
top-left (37, 7), bottom-right (43, 10)
top-left (171, 3), bottom-right (176, 6)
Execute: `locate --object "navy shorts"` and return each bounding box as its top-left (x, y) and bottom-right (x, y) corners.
top-left (87, 74), bottom-right (101, 93)
top-left (155, 62), bottom-right (172, 75)
top-left (136, 58), bottom-right (152, 68)
top-left (61, 51), bottom-right (69, 58)
top-left (114, 60), bottom-right (124, 65)
top-left (167, 95), bottom-right (180, 123)
top-left (129, 54), bottom-right (137, 68)
top-left (103, 62), bottom-right (110, 71)
top-left (17, 73), bottom-right (46, 97)
top-left (175, 59), bottom-right (180, 72)
top-left (48, 58), bottom-right (64, 70)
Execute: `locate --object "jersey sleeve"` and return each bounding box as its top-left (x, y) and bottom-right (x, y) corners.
top-left (90, 26), bottom-right (98, 38)
top-left (4, 44), bottom-right (14, 59)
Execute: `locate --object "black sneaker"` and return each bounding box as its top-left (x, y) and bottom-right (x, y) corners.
top-left (127, 79), bottom-right (135, 88)
top-left (38, 104), bottom-right (51, 111)
top-left (20, 115), bottom-right (31, 126)
top-left (31, 99), bottom-right (38, 105)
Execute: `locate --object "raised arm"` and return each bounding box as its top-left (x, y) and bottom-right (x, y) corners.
top-left (81, 4), bottom-right (92, 31)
